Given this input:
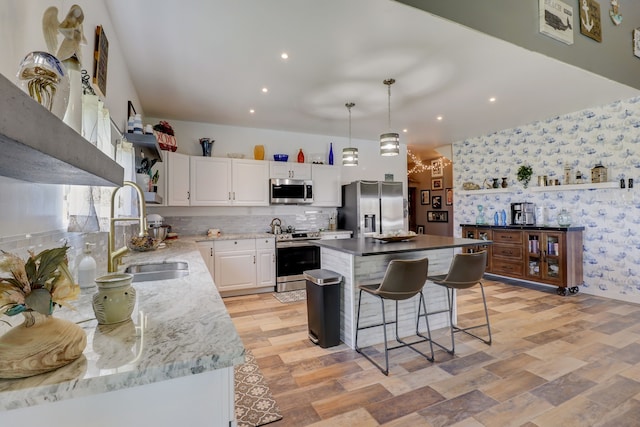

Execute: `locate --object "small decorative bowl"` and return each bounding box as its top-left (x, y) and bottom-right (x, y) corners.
top-left (127, 235), bottom-right (161, 252)
top-left (273, 154), bottom-right (289, 162)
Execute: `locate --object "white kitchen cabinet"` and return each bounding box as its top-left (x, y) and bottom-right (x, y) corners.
top-left (311, 164), bottom-right (342, 206)
top-left (232, 159), bottom-right (270, 205)
top-left (196, 241), bottom-right (214, 277)
top-left (208, 237), bottom-right (275, 295)
top-left (191, 158), bottom-right (269, 206)
top-left (255, 237), bottom-right (276, 287)
top-left (190, 157), bottom-right (232, 206)
top-left (270, 161), bottom-right (312, 180)
top-left (166, 151), bottom-right (190, 206)
top-left (214, 239), bottom-right (256, 292)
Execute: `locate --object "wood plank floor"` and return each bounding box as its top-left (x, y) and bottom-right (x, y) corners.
top-left (224, 278), bottom-right (640, 426)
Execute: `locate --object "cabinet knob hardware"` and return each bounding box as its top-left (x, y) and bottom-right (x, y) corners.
top-left (187, 191), bottom-right (190, 200)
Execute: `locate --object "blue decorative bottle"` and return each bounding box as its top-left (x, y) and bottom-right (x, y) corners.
top-left (494, 212), bottom-right (499, 226)
top-left (329, 143), bottom-right (334, 165)
top-left (500, 209), bottom-right (507, 226)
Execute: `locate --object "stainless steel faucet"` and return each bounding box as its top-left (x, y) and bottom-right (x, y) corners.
top-left (108, 181), bottom-right (148, 272)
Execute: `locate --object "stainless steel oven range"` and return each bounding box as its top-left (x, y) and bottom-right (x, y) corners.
top-left (274, 231), bottom-right (321, 292)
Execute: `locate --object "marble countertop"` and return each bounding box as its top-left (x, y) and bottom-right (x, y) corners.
top-left (0, 238), bottom-right (245, 412)
top-left (312, 234), bottom-right (489, 256)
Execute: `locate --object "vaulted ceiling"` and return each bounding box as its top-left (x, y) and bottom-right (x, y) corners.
top-left (106, 0), bottom-right (639, 157)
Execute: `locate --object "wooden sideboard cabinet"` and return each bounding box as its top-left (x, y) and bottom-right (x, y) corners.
top-left (461, 225), bottom-right (584, 295)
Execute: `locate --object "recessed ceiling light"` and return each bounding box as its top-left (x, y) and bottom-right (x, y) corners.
top-left (403, 129), bottom-right (408, 133)
top-left (281, 52), bottom-right (289, 59)
top-left (437, 116), bottom-right (443, 121)
top-left (262, 87), bottom-right (268, 93)
top-left (249, 109), bottom-right (255, 114)
top-left (489, 97), bottom-right (496, 103)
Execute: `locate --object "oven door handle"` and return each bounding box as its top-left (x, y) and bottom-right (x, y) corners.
top-left (276, 240), bottom-right (318, 248)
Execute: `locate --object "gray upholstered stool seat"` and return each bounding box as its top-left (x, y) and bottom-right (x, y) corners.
top-left (425, 251), bottom-right (491, 355)
top-left (355, 257), bottom-right (434, 375)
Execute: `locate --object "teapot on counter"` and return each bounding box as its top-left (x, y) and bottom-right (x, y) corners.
top-left (270, 218), bottom-right (282, 234)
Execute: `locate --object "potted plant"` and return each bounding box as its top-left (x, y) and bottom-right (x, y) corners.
top-left (517, 164), bottom-right (533, 189)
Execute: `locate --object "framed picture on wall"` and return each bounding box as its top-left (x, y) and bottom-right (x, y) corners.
top-left (445, 188), bottom-right (453, 206)
top-left (431, 195), bottom-right (442, 209)
top-left (420, 190), bottom-right (430, 205)
top-left (427, 211), bottom-right (448, 223)
top-left (431, 158), bottom-right (443, 177)
top-left (417, 225), bottom-right (424, 234)
top-left (538, 0), bottom-right (574, 45)
top-left (431, 178), bottom-right (443, 190)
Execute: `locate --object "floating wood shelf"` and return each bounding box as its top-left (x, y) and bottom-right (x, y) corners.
top-left (0, 73), bottom-right (123, 186)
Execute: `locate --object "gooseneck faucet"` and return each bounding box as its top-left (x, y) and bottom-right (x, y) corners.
top-left (108, 181), bottom-right (148, 272)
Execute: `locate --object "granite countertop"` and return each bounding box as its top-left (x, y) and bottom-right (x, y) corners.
top-left (312, 234), bottom-right (489, 256)
top-left (0, 238), bottom-right (245, 412)
top-left (460, 224), bottom-right (585, 231)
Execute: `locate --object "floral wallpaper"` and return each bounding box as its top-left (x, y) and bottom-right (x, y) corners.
top-left (453, 96), bottom-right (640, 303)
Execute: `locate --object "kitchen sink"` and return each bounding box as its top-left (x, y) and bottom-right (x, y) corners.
top-left (124, 261), bottom-right (189, 282)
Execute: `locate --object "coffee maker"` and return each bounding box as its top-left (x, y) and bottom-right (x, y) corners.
top-left (511, 202), bottom-right (536, 225)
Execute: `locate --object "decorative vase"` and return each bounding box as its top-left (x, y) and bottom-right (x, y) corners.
top-left (0, 311), bottom-right (86, 379)
top-left (297, 148), bottom-right (305, 163)
top-left (557, 209), bottom-right (572, 227)
top-left (329, 143), bottom-right (334, 165)
top-left (492, 178), bottom-right (499, 188)
top-left (476, 205), bottom-right (486, 225)
top-left (92, 273), bottom-right (136, 325)
top-left (199, 138), bottom-right (213, 156)
top-left (254, 145), bottom-right (265, 160)
top-left (501, 177), bottom-right (508, 188)
top-left (62, 60), bottom-right (82, 134)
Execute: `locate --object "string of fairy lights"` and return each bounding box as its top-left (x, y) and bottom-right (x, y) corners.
top-left (407, 150), bottom-right (452, 175)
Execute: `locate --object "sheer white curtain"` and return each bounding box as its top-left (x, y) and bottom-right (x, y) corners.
top-left (66, 94), bottom-right (135, 232)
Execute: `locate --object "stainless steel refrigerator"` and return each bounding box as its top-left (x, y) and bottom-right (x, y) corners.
top-left (338, 181), bottom-right (404, 237)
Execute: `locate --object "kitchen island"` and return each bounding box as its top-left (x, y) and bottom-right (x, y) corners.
top-left (0, 239), bottom-right (244, 426)
top-left (311, 235), bottom-right (489, 348)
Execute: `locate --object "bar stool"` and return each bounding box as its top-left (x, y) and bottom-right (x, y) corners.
top-left (354, 257), bottom-right (434, 375)
top-left (426, 251), bottom-right (491, 355)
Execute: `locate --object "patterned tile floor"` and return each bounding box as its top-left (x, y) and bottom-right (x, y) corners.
top-left (224, 277), bottom-right (640, 426)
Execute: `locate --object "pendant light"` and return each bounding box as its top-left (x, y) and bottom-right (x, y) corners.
top-left (380, 78), bottom-right (400, 156)
top-left (342, 102), bottom-right (358, 166)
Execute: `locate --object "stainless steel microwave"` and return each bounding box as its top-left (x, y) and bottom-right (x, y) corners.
top-left (270, 179), bottom-right (313, 204)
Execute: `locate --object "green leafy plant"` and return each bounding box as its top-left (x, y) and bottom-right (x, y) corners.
top-left (517, 164), bottom-right (533, 188)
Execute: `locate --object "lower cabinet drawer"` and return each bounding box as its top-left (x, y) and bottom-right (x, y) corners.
top-left (491, 259), bottom-right (524, 277)
top-left (492, 244), bottom-right (523, 260)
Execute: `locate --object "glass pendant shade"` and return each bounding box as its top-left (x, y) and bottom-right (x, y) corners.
top-left (342, 102), bottom-right (358, 166)
top-left (342, 147), bottom-right (358, 166)
top-left (380, 132), bottom-right (400, 156)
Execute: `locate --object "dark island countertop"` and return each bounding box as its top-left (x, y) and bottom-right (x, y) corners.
top-left (311, 235), bottom-right (490, 256)
top-left (460, 224), bottom-right (585, 231)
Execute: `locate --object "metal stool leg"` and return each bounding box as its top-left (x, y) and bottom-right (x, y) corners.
top-left (451, 283), bottom-right (492, 345)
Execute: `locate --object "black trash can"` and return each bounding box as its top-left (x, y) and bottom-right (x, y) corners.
top-left (303, 269), bottom-right (342, 348)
